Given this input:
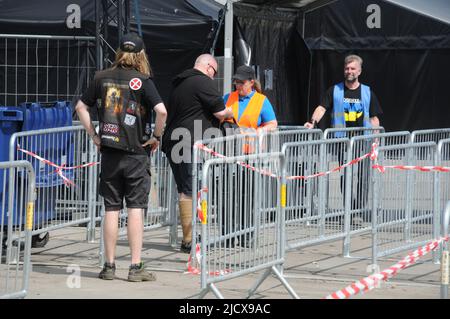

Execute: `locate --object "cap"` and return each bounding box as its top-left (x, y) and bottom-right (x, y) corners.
top-left (120, 33), bottom-right (144, 53)
top-left (232, 65), bottom-right (256, 81)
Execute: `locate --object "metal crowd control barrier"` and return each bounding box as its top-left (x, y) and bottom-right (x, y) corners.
top-left (0, 161), bottom-right (35, 299)
top-left (98, 147), bottom-right (178, 266)
top-left (192, 133), bottom-right (260, 254)
top-left (9, 126), bottom-right (100, 243)
top-left (192, 129), bottom-right (323, 254)
top-left (197, 152), bottom-right (298, 299)
top-left (324, 127), bottom-right (385, 139)
top-left (432, 138), bottom-right (450, 264)
top-left (441, 201), bottom-right (450, 299)
top-left (277, 125), bottom-right (307, 131)
top-left (411, 128), bottom-right (450, 144)
top-left (371, 142), bottom-right (438, 266)
top-left (437, 139), bottom-right (450, 228)
top-left (343, 131), bottom-right (411, 257)
top-left (259, 129), bottom-right (323, 153)
top-left (0, 34), bottom-right (96, 106)
top-left (281, 138), bottom-right (350, 252)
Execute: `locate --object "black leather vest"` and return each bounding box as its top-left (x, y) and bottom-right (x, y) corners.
top-left (95, 68), bottom-right (152, 154)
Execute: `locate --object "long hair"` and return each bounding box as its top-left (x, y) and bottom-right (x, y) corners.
top-left (112, 49), bottom-right (153, 76)
top-left (253, 79), bottom-right (262, 93)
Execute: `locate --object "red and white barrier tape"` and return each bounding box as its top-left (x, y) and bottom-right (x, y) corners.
top-left (17, 145), bottom-right (99, 186)
top-left (195, 143), bottom-right (278, 179)
top-left (185, 243), bottom-right (232, 276)
top-left (373, 164), bottom-right (450, 173)
top-left (324, 236), bottom-right (449, 299)
top-left (195, 142), bottom-right (378, 181)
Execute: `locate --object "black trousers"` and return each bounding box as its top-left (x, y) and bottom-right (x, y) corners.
top-left (338, 142), bottom-right (371, 221)
top-left (219, 166), bottom-right (254, 246)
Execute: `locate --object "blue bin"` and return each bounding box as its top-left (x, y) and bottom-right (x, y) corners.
top-left (17, 102), bottom-right (75, 187)
top-left (1, 101), bottom-right (74, 230)
top-left (0, 107), bottom-right (23, 162)
top-left (0, 108), bottom-right (24, 200)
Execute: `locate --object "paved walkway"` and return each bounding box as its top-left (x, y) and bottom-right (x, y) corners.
top-left (24, 226), bottom-right (443, 299)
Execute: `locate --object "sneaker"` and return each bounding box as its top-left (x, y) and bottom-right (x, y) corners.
top-left (180, 240), bottom-right (192, 254)
top-left (127, 262), bottom-right (156, 282)
top-left (99, 262), bottom-right (116, 280)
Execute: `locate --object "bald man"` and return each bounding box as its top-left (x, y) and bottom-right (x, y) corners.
top-left (162, 54), bottom-right (233, 253)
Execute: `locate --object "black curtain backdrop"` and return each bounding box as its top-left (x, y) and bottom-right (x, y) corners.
top-left (234, 4), bottom-right (305, 125)
top-left (304, 0), bottom-right (450, 131)
top-left (1, 0), bottom-right (450, 131)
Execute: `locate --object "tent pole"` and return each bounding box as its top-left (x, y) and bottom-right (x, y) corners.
top-left (223, 0), bottom-right (235, 94)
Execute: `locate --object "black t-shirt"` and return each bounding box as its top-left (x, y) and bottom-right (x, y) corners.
top-left (81, 67), bottom-right (163, 154)
top-left (321, 84), bottom-right (383, 127)
top-left (162, 68), bottom-right (225, 152)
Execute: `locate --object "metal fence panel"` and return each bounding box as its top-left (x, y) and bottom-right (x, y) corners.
top-left (372, 142), bottom-right (438, 265)
top-left (343, 131), bottom-right (411, 257)
top-left (324, 126), bottom-right (385, 139)
top-left (437, 139), bottom-right (450, 231)
top-left (197, 152), bottom-right (298, 298)
top-left (277, 125), bottom-right (307, 131)
top-left (192, 130), bottom-right (323, 255)
top-left (411, 128), bottom-right (450, 144)
top-left (0, 34), bottom-right (96, 106)
top-left (9, 126), bottom-right (99, 240)
top-left (259, 129), bottom-right (323, 153)
top-left (0, 160), bottom-right (35, 299)
top-left (282, 138), bottom-right (350, 251)
top-left (192, 133), bottom-right (260, 254)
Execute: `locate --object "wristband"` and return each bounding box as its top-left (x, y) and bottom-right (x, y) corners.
top-left (152, 133), bottom-right (161, 142)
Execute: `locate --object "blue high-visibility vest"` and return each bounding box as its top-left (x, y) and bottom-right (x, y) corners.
top-left (331, 82), bottom-right (371, 137)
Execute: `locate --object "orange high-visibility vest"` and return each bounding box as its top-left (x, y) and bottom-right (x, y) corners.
top-left (225, 91), bottom-right (265, 129)
top-left (225, 91), bottom-right (266, 153)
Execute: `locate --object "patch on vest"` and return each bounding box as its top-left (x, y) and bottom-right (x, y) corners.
top-left (129, 78), bottom-right (142, 90)
top-left (102, 123), bottom-right (119, 134)
top-left (124, 114), bottom-right (136, 126)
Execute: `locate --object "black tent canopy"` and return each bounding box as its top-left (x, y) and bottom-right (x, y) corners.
top-left (0, 0), bottom-right (449, 130)
top-left (234, 0), bottom-right (450, 130)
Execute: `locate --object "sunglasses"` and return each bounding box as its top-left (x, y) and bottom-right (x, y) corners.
top-left (208, 64), bottom-right (217, 76)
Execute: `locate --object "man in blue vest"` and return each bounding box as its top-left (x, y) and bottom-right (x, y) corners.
top-left (305, 54), bottom-right (383, 226)
top-left (305, 54), bottom-right (382, 131)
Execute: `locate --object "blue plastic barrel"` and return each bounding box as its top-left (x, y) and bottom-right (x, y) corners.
top-left (0, 108), bottom-right (24, 226)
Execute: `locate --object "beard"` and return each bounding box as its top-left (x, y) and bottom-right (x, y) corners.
top-left (345, 74), bottom-right (357, 83)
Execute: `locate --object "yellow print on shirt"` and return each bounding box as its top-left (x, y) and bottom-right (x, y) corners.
top-left (105, 87), bottom-right (123, 114)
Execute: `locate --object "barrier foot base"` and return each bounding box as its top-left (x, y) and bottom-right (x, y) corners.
top-left (271, 266), bottom-right (300, 299)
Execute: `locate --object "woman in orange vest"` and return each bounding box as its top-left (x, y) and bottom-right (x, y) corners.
top-left (220, 65), bottom-right (278, 249)
top-left (224, 65), bottom-right (277, 132)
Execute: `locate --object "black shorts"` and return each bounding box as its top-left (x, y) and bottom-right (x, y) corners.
top-left (99, 150), bottom-right (151, 211)
top-left (167, 158), bottom-right (192, 196)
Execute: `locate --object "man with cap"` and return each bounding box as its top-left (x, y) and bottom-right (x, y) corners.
top-left (221, 65), bottom-right (278, 248)
top-left (75, 32), bottom-right (167, 282)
